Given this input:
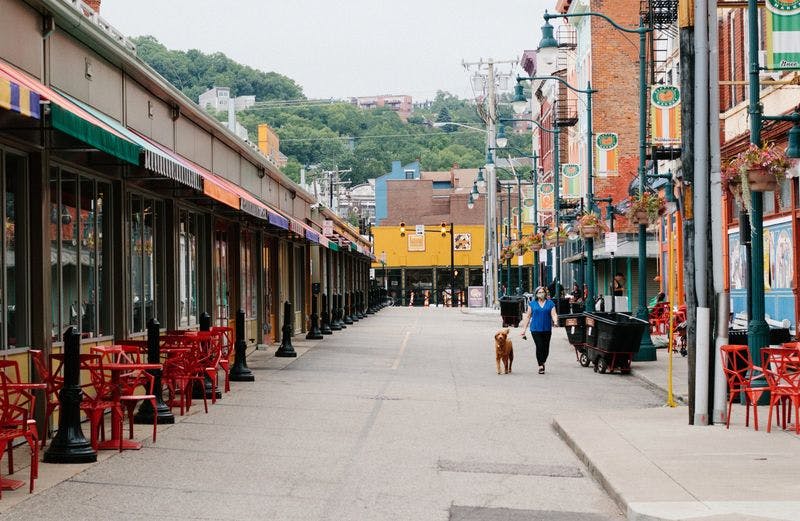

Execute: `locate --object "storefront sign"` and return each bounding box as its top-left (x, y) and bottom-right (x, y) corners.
top-left (407, 233), bottom-right (425, 251)
top-left (468, 286), bottom-right (485, 307)
top-left (454, 233), bottom-right (471, 251)
top-left (322, 220), bottom-right (334, 236)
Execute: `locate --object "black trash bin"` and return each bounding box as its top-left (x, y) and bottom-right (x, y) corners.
top-left (728, 327), bottom-right (791, 346)
top-left (500, 296), bottom-right (526, 327)
top-left (560, 313), bottom-right (590, 367)
top-left (584, 312), bottom-right (648, 374)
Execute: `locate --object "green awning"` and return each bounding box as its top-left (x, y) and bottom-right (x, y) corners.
top-left (349, 243), bottom-right (358, 252)
top-left (50, 103), bottom-right (141, 165)
top-left (328, 242), bottom-right (340, 252)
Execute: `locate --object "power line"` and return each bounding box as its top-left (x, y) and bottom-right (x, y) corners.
top-left (279, 128), bottom-right (486, 143)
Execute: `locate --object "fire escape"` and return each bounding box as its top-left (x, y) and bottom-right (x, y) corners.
top-left (554, 23), bottom-right (578, 129)
top-left (641, 0), bottom-right (681, 160)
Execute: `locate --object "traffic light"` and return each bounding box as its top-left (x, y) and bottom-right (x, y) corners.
top-left (441, 222), bottom-right (447, 237)
top-left (400, 221), bottom-right (406, 237)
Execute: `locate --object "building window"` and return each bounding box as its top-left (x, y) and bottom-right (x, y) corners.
top-left (2, 149), bottom-right (28, 350)
top-left (404, 169), bottom-right (415, 180)
top-left (178, 209), bottom-right (199, 327)
top-left (129, 195), bottom-right (164, 334)
top-left (240, 229), bottom-right (257, 318)
top-left (49, 166), bottom-right (111, 342)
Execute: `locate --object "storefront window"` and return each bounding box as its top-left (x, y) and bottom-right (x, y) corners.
top-left (214, 225), bottom-right (229, 323)
top-left (178, 209), bottom-right (199, 327)
top-left (50, 166), bottom-right (111, 341)
top-left (240, 230), bottom-right (256, 318)
top-left (3, 151), bottom-right (27, 349)
top-left (130, 194), bottom-right (163, 334)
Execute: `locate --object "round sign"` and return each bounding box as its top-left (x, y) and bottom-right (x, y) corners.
top-left (767, 0), bottom-right (800, 15)
top-left (596, 133), bottom-right (618, 150)
top-left (651, 85), bottom-right (680, 108)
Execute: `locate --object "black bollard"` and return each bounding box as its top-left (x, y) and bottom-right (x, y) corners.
top-left (333, 294), bottom-right (345, 330)
top-left (329, 294), bottom-right (342, 331)
top-left (367, 289), bottom-right (375, 314)
top-left (135, 319), bottom-right (175, 425)
top-left (358, 291), bottom-right (366, 318)
top-left (321, 293), bottom-right (333, 335)
top-left (43, 327), bottom-right (97, 463)
top-left (193, 312), bottom-right (220, 399)
top-left (230, 309), bottom-right (255, 381)
top-left (275, 301), bottom-right (297, 357)
top-left (306, 293), bottom-right (323, 339)
top-left (343, 292), bottom-right (354, 324)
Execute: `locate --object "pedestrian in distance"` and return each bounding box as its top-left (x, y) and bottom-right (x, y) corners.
top-left (612, 272), bottom-right (625, 296)
top-left (519, 286), bottom-right (559, 374)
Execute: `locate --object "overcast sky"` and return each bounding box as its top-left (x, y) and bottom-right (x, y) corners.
top-left (100, 0), bottom-right (547, 101)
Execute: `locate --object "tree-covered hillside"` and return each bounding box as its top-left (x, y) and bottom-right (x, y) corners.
top-left (134, 37), bottom-right (530, 185)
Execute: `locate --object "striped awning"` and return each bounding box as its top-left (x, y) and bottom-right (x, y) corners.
top-left (0, 74), bottom-right (40, 119)
top-left (0, 61), bottom-right (141, 166)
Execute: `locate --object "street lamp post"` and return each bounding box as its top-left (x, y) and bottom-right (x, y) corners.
top-left (538, 10), bottom-right (655, 359)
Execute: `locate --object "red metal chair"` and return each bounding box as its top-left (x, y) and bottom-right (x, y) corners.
top-left (761, 346), bottom-right (800, 434)
top-left (161, 335), bottom-right (208, 415)
top-left (719, 344), bottom-right (767, 430)
top-left (0, 371), bottom-right (40, 496)
top-left (117, 366), bottom-right (158, 451)
top-left (29, 350), bottom-right (63, 448)
top-left (210, 326), bottom-right (234, 392)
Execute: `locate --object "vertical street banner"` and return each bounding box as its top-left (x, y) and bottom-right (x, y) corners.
top-left (561, 164), bottom-right (582, 199)
top-left (521, 185), bottom-right (536, 224)
top-left (766, 0), bottom-right (800, 70)
top-left (650, 85), bottom-right (681, 146)
top-left (538, 182), bottom-right (554, 212)
top-left (595, 133), bottom-right (619, 177)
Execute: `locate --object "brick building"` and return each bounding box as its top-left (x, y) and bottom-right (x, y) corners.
top-left (718, 5), bottom-right (800, 331)
top-left (351, 95), bottom-right (413, 121)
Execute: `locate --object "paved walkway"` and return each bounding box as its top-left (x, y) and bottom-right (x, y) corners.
top-left (1, 306), bottom-right (798, 520)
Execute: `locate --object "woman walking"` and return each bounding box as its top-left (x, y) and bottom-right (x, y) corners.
top-left (520, 286), bottom-right (559, 374)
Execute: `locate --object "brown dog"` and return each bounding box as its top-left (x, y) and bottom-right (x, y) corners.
top-left (494, 328), bottom-right (514, 374)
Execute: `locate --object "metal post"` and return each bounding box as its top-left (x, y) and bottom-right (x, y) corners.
top-left (533, 162), bottom-right (539, 289)
top-left (506, 184), bottom-right (512, 291)
top-left (275, 301), bottom-right (297, 358)
top-left (745, 0), bottom-right (769, 365)
top-left (194, 311), bottom-right (219, 399)
top-left (583, 87), bottom-right (595, 312)
top-left (487, 59), bottom-right (498, 308)
top-left (450, 222), bottom-right (456, 307)
top-left (321, 293), bottom-right (333, 334)
top-left (231, 309), bottom-right (257, 377)
top-left (306, 291), bottom-right (323, 339)
top-left (634, 23), bottom-right (657, 361)
top-left (553, 102), bottom-right (561, 294)
top-left (134, 318), bottom-right (175, 425)
top-left (516, 175), bottom-right (523, 291)
top-left (43, 327), bottom-right (97, 463)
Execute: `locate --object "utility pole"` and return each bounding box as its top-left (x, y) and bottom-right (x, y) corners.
top-left (462, 57), bottom-right (517, 307)
top-left (321, 167), bottom-right (351, 216)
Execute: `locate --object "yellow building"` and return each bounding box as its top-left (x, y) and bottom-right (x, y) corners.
top-left (372, 223), bottom-right (538, 306)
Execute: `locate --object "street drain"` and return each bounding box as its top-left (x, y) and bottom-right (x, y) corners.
top-left (449, 506), bottom-right (611, 520)
top-left (438, 459), bottom-right (583, 478)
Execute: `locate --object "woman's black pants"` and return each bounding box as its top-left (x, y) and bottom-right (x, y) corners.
top-left (531, 331), bottom-right (552, 366)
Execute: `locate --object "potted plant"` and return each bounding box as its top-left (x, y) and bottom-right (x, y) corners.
top-left (724, 142), bottom-right (791, 210)
top-left (577, 212), bottom-right (608, 239)
top-left (627, 191), bottom-right (666, 225)
top-left (544, 227), bottom-right (568, 247)
top-left (524, 232), bottom-right (543, 251)
top-left (511, 239), bottom-right (526, 256)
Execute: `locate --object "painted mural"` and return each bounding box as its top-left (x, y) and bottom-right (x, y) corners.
top-left (728, 219), bottom-right (795, 329)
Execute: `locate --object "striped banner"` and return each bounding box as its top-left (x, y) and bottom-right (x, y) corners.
top-left (538, 182), bottom-right (554, 212)
top-left (521, 185), bottom-right (536, 223)
top-left (595, 133), bottom-right (619, 177)
top-left (0, 76), bottom-right (41, 119)
top-left (766, 0), bottom-right (800, 70)
top-left (561, 164), bottom-right (581, 198)
top-left (650, 85), bottom-right (681, 146)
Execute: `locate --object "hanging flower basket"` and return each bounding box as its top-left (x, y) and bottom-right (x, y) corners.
top-left (723, 142), bottom-right (790, 208)
top-left (579, 224), bottom-right (600, 238)
top-left (626, 191), bottom-right (666, 225)
top-left (544, 227), bottom-right (568, 247)
top-left (746, 167), bottom-right (778, 192)
top-left (529, 242), bottom-right (542, 252)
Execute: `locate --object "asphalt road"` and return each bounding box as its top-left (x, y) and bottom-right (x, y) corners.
top-left (1, 307), bottom-right (663, 521)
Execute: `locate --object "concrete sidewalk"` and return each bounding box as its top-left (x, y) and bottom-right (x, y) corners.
top-left (553, 339), bottom-right (800, 521)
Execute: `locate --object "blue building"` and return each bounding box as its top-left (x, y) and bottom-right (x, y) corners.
top-left (374, 160), bottom-right (420, 225)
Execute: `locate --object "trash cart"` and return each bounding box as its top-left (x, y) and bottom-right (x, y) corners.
top-left (500, 296), bottom-right (527, 328)
top-left (559, 313), bottom-right (589, 367)
top-left (584, 312), bottom-right (648, 374)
